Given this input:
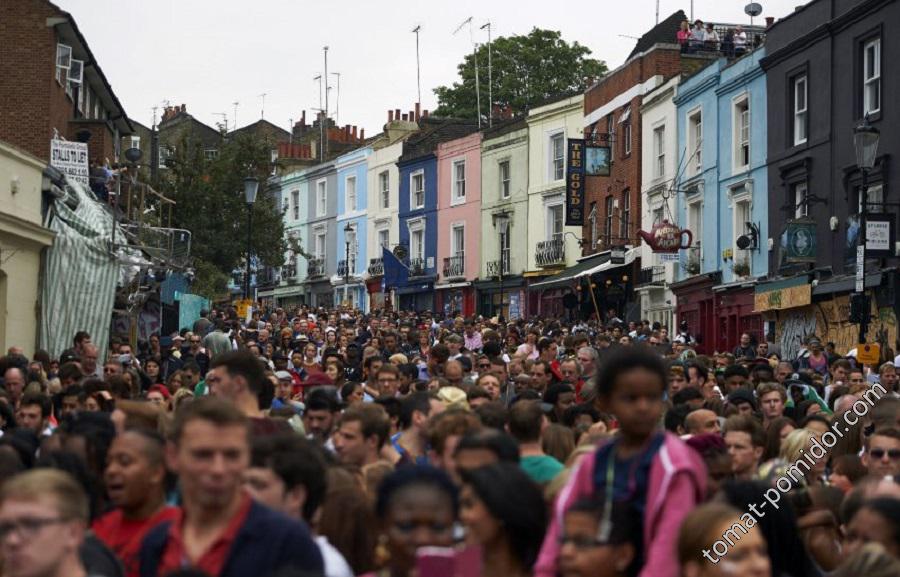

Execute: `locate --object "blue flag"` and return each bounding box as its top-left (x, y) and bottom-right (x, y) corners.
top-left (382, 246), bottom-right (408, 292)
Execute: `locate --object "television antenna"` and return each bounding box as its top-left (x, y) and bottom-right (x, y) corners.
top-left (453, 17), bottom-right (481, 128)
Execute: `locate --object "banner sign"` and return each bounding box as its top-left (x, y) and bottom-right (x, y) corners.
top-left (585, 146), bottom-right (611, 176)
top-left (565, 138), bottom-right (585, 226)
top-left (784, 218), bottom-right (816, 263)
top-left (754, 283), bottom-right (812, 312)
top-left (50, 140), bottom-right (89, 187)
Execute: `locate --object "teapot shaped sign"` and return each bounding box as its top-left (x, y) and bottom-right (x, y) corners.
top-left (638, 220), bottom-right (692, 253)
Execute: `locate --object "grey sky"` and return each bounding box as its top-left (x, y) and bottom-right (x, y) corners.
top-left (56, 0), bottom-right (802, 136)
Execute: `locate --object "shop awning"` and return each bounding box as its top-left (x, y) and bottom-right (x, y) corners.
top-left (579, 247), bottom-right (640, 277)
top-left (529, 253), bottom-right (609, 289)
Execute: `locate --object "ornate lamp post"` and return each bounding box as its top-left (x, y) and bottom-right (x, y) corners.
top-left (243, 176), bottom-right (259, 300)
top-left (852, 117), bottom-right (879, 344)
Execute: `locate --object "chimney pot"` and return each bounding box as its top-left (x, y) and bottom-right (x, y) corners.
top-left (389, 110), bottom-right (394, 122)
top-left (415, 102), bottom-right (421, 121)
top-left (423, 110), bottom-right (429, 118)
top-left (360, 128), bottom-right (365, 139)
top-left (352, 126), bottom-right (358, 138)
top-left (765, 16), bottom-right (775, 27)
top-left (395, 108), bottom-right (401, 120)
top-left (401, 113), bottom-right (408, 121)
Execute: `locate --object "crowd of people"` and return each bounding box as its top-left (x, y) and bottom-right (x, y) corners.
top-left (0, 304), bottom-right (898, 577)
top-left (676, 18), bottom-right (757, 58)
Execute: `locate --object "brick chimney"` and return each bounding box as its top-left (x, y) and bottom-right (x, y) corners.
top-left (415, 103), bottom-right (421, 121)
top-left (395, 109), bottom-right (401, 121)
top-left (352, 126), bottom-right (358, 139)
top-left (388, 110), bottom-right (394, 122)
top-left (765, 16), bottom-right (775, 27)
top-left (360, 128), bottom-right (365, 139)
top-left (423, 110), bottom-right (429, 118)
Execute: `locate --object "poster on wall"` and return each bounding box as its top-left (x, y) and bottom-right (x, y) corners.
top-left (565, 138), bottom-right (585, 226)
top-left (508, 292), bottom-right (521, 320)
top-left (50, 139), bottom-right (89, 187)
top-left (585, 146), bottom-right (611, 176)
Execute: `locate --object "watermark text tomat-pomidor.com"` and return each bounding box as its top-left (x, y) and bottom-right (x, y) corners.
top-left (702, 383), bottom-right (888, 565)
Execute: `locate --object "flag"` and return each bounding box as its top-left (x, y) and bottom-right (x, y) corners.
top-left (382, 246), bottom-right (408, 292)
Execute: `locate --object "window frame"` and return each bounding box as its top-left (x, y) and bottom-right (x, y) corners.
top-left (379, 171), bottom-right (390, 209)
top-left (452, 159), bottom-right (466, 204)
top-left (316, 178), bottom-right (327, 217)
top-left (345, 174), bottom-right (357, 212)
top-left (733, 94), bottom-right (750, 173)
top-left (793, 75), bottom-right (808, 146)
top-left (378, 228), bottom-right (390, 250)
top-left (605, 195), bottom-right (614, 244)
top-left (451, 223), bottom-right (465, 258)
top-left (623, 122), bottom-right (632, 156)
top-left (292, 190), bottom-right (300, 220)
top-left (550, 131), bottom-right (565, 181)
top-left (410, 169), bottom-right (425, 210)
top-left (653, 125), bottom-right (666, 179)
top-left (863, 37), bottom-right (882, 116)
top-left (499, 159), bottom-right (511, 199)
top-left (621, 189), bottom-right (631, 240)
top-left (547, 203), bottom-right (564, 242)
top-left (687, 108), bottom-right (702, 176)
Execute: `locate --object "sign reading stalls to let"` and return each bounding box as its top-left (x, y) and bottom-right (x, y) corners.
top-left (50, 139), bottom-right (89, 187)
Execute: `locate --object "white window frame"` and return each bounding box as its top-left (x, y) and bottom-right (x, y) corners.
top-left (55, 43), bottom-right (72, 85)
top-left (407, 218), bottom-right (426, 262)
top-left (733, 95), bottom-right (750, 173)
top-left (345, 175), bottom-right (357, 212)
top-left (204, 149), bottom-right (218, 161)
top-left (731, 185), bottom-right (752, 271)
top-left (688, 108), bottom-right (702, 175)
top-left (653, 125), bottom-right (666, 179)
top-left (379, 171), bottom-right (390, 209)
top-left (377, 228), bottom-right (390, 250)
top-left (499, 159), bottom-right (511, 199)
top-left (793, 76), bottom-right (808, 146)
top-left (605, 196), bottom-right (614, 243)
top-left (794, 182), bottom-right (808, 219)
top-left (316, 178), bottom-right (327, 217)
top-left (452, 159), bottom-right (466, 204)
top-left (130, 136), bottom-right (141, 151)
top-left (550, 131), bottom-right (565, 181)
top-left (621, 190), bottom-right (631, 240)
top-left (686, 196), bottom-right (704, 254)
top-left (451, 223), bottom-right (465, 258)
top-left (546, 203), bottom-right (564, 242)
top-left (623, 122), bottom-right (632, 156)
top-left (410, 169), bottom-right (425, 209)
top-left (314, 231), bottom-right (327, 260)
top-left (589, 204), bottom-right (598, 248)
top-left (862, 183), bottom-right (884, 214)
top-left (292, 190), bottom-right (300, 220)
top-left (863, 38), bottom-right (882, 116)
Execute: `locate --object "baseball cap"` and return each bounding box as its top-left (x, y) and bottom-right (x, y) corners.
top-left (275, 370), bottom-right (293, 381)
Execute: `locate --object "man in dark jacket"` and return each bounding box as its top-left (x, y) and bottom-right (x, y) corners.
top-left (138, 398), bottom-right (322, 577)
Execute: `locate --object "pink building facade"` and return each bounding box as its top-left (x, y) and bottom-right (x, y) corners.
top-left (435, 132), bottom-right (482, 317)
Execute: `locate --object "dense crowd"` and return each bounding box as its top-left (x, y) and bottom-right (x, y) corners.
top-left (0, 305), bottom-right (898, 577)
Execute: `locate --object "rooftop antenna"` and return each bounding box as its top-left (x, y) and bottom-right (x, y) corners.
top-left (213, 112), bottom-right (228, 133)
top-left (258, 93), bottom-right (267, 120)
top-left (331, 72), bottom-right (341, 125)
top-left (744, 2), bottom-right (763, 27)
top-left (480, 21), bottom-right (493, 127)
top-left (412, 25), bottom-right (422, 108)
top-left (314, 75), bottom-right (324, 159)
top-left (289, 117), bottom-right (293, 145)
top-left (454, 17), bottom-right (481, 128)
top-left (323, 46), bottom-right (329, 159)
top-left (232, 101), bottom-right (240, 130)
top-left (656, 0), bottom-right (660, 24)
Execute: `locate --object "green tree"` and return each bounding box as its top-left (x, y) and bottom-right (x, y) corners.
top-left (159, 132), bottom-right (287, 299)
top-left (434, 28), bottom-right (607, 120)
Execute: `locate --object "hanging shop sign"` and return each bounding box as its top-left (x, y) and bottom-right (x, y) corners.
top-left (610, 247), bottom-right (626, 265)
top-left (638, 220), bottom-right (693, 253)
top-left (585, 146), bottom-right (611, 176)
top-left (784, 218), bottom-right (816, 263)
top-left (565, 138), bottom-right (585, 226)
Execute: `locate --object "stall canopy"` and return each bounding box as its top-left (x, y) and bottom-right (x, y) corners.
top-left (529, 253), bottom-right (609, 290)
top-left (40, 178), bottom-right (123, 360)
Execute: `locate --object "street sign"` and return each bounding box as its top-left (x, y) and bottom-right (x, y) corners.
top-left (865, 214), bottom-right (895, 257)
top-left (856, 245), bottom-right (865, 293)
top-left (857, 343), bottom-right (880, 366)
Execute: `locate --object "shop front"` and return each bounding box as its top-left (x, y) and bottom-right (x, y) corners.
top-left (306, 280), bottom-right (334, 309)
top-left (712, 280), bottom-right (763, 352)
top-left (434, 282), bottom-right (475, 317)
top-left (476, 276), bottom-right (525, 320)
top-left (397, 282), bottom-right (435, 313)
top-left (670, 272), bottom-right (721, 355)
top-left (274, 284), bottom-right (304, 309)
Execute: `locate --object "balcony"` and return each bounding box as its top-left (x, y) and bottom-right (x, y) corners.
top-left (337, 259), bottom-right (357, 278)
top-left (307, 257), bottom-right (325, 278)
top-left (368, 257), bottom-right (384, 277)
top-left (638, 266), bottom-right (666, 286)
top-left (535, 239), bottom-right (566, 268)
top-left (486, 256), bottom-right (510, 278)
top-left (256, 267), bottom-right (279, 289)
top-left (443, 255), bottom-right (465, 279)
top-left (409, 257), bottom-right (426, 277)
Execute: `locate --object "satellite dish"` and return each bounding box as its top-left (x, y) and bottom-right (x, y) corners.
top-left (745, 2), bottom-right (763, 17)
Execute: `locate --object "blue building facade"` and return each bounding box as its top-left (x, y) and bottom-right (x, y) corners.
top-left (334, 146), bottom-right (372, 311)
top-left (397, 152), bottom-right (439, 312)
top-left (672, 48), bottom-right (768, 353)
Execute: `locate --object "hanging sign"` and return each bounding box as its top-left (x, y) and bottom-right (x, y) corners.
top-left (50, 139), bottom-right (89, 187)
top-left (784, 218), bottom-right (816, 263)
top-left (585, 146), bottom-right (611, 176)
top-left (638, 220), bottom-right (692, 253)
top-left (565, 138), bottom-right (585, 226)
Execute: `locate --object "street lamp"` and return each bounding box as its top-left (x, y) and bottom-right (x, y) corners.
top-left (492, 212), bottom-right (510, 322)
top-left (852, 117), bottom-right (880, 344)
top-left (343, 221), bottom-right (353, 307)
top-left (243, 176), bottom-right (259, 301)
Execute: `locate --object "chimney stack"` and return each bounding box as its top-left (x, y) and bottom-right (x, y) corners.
top-left (301, 110), bottom-right (306, 126)
top-left (415, 102), bottom-right (421, 121)
top-left (352, 126), bottom-right (358, 138)
top-left (765, 16), bottom-right (775, 27)
top-left (423, 110), bottom-right (429, 118)
top-left (395, 108), bottom-right (401, 121)
top-left (360, 128), bottom-right (365, 139)
top-left (388, 110), bottom-right (394, 122)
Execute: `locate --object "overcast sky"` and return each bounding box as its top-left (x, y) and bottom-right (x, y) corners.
top-left (56, 0), bottom-right (802, 136)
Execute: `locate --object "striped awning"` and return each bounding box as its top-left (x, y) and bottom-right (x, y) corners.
top-left (40, 179), bottom-right (122, 362)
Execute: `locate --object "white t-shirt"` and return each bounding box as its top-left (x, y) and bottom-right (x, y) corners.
top-left (316, 535), bottom-right (354, 577)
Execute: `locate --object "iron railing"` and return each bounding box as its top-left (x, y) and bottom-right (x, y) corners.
top-left (368, 257), bottom-right (384, 277)
top-left (409, 257), bottom-right (426, 277)
top-left (443, 255), bottom-right (465, 279)
top-left (337, 258), bottom-right (357, 277)
top-left (535, 239), bottom-right (565, 267)
top-left (307, 257), bottom-right (325, 278)
top-left (638, 265), bottom-right (666, 285)
top-left (486, 256), bottom-right (510, 278)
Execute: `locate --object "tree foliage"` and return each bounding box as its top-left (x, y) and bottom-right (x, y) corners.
top-left (434, 28), bottom-right (607, 120)
top-left (158, 132), bottom-right (286, 298)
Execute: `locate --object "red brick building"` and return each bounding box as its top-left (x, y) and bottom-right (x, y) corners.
top-left (0, 0), bottom-right (132, 164)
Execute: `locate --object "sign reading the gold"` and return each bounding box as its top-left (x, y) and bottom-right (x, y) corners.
top-left (754, 284), bottom-right (812, 312)
top-left (566, 138), bottom-right (585, 226)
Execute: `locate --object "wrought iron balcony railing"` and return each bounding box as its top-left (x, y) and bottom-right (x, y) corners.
top-left (443, 255), bottom-right (465, 279)
top-left (337, 259), bottom-right (357, 278)
top-left (535, 238), bottom-right (565, 268)
top-left (409, 257), bottom-right (426, 277)
top-left (486, 256), bottom-right (510, 278)
top-left (638, 265), bottom-right (666, 286)
top-left (307, 257), bottom-right (325, 278)
top-left (367, 257), bottom-right (384, 277)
